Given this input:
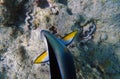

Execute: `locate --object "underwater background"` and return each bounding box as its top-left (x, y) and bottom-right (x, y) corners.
top-left (0, 0), bottom-right (120, 79)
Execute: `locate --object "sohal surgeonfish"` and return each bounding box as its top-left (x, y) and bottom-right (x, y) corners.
top-left (34, 30), bottom-right (77, 79)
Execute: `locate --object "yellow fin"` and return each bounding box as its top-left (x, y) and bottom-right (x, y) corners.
top-left (61, 30), bottom-right (78, 45)
top-left (63, 30), bottom-right (78, 41)
top-left (34, 51), bottom-right (48, 64)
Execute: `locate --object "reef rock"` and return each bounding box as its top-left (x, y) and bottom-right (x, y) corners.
top-left (0, 0), bottom-right (120, 79)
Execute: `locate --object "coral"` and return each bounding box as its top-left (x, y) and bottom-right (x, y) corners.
top-left (0, 0), bottom-right (120, 79)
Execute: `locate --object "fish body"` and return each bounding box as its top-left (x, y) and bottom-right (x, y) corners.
top-left (41, 30), bottom-right (77, 79)
top-left (34, 30), bottom-right (77, 64)
top-left (34, 30), bottom-right (77, 79)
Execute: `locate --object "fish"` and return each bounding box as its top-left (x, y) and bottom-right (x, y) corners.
top-left (34, 30), bottom-right (78, 64)
top-left (34, 30), bottom-right (77, 79)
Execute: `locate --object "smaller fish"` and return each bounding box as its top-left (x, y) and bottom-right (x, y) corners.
top-left (34, 30), bottom-right (77, 64)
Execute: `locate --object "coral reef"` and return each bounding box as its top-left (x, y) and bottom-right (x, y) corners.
top-left (0, 0), bottom-right (120, 79)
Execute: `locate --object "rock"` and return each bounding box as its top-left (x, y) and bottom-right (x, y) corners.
top-left (0, 0), bottom-right (120, 79)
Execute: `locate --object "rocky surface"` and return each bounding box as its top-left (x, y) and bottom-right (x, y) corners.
top-left (0, 0), bottom-right (120, 79)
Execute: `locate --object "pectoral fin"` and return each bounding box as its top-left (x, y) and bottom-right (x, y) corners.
top-left (60, 30), bottom-right (78, 45)
top-left (34, 51), bottom-right (49, 64)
